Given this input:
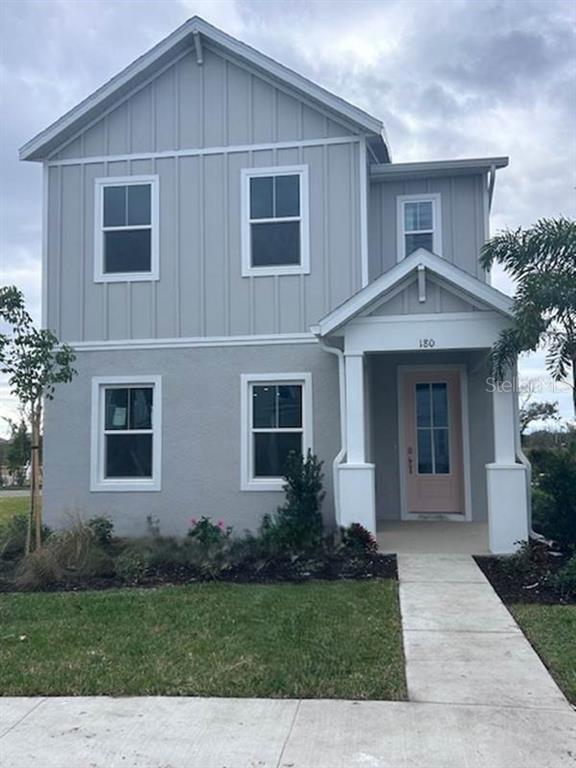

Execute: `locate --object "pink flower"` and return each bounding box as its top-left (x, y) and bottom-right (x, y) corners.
top-left (218, 520), bottom-right (224, 528)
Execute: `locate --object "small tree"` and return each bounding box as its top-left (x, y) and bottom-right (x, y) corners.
top-left (0, 286), bottom-right (76, 552)
top-left (4, 418), bottom-right (32, 486)
top-left (480, 217), bottom-right (576, 415)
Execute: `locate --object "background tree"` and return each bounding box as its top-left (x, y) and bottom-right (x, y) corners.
top-left (518, 394), bottom-right (559, 435)
top-left (0, 286), bottom-right (76, 552)
top-left (4, 418), bottom-right (32, 486)
top-left (480, 217), bottom-right (576, 415)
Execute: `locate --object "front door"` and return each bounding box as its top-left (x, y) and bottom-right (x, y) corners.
top-left (402, 369), bottom-right (464, 515)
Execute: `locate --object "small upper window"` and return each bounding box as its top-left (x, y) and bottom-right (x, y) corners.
top-left (397, 194), bottom-right (442, 261)
top-left (94, 176), bottom-right (159, 282)
top-left (241, 166), bottom-right (310, 277)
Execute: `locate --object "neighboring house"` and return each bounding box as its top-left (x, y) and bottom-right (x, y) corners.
top-left (20, 17), bottom-right (529, 553)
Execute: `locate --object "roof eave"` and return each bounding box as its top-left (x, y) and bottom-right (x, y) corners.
top-left (369, 156), bottom-right (509, 181)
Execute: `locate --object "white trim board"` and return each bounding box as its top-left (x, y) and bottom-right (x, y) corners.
top-left (70, 332), bottom-right (318, 352)
top-left (396, 364), bottom-right (472, 522)
top-left (240, 372), bottom-right (313, 492)
top-left (45, 135), bottom-right (362, 168)
top-left (90, 375), bottom-right (162, 492)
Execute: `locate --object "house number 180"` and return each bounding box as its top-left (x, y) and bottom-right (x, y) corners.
top-left (419, 338), bottom-right (436, 348)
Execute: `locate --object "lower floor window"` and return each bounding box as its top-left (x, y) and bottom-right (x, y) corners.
top-left (242, 373), bottom-right (312, 490)
top-left (91, 376), bottom-right (161, 492)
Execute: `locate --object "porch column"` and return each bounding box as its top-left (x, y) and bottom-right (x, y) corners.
top-left (338, 352), bottom-right (376, 534)
top-left (486, 376), bottom-right (528, 554)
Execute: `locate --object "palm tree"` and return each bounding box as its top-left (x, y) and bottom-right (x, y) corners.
top-left (480, 217), bottom-right (576, 416)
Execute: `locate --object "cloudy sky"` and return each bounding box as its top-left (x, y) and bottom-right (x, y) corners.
top-left (1, 0), bottom-right (575, 434)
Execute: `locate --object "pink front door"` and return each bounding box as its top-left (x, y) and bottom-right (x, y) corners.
top-left (402, 369), bottom-right (464, 515)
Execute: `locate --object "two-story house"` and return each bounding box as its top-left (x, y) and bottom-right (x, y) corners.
top-left (20, 17), bottom-right (529, 553)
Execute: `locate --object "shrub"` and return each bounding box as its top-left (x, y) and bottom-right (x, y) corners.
top-left (530, 446), bottom-right (576, 549)
top-left (187, 517), bottom-right (229, 547)
top-left (553, 554), bottom-right (576, 599)
top-left (15, 518), bottom-right (114, 590)
top-left (88, 516), bottom-right (114, 547)
top-left (0, 513), bottom-right (51, 562)
top-left (341, 523), bottom-right (378, 555)
top-left (260, 450), bottom-right (325, 553)
top-left (115, 546), bottom-right (150, 584)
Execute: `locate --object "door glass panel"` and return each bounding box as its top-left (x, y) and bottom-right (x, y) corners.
top-left (417, 429), bottom-right (433, 474)
top-left (415, 383), bottom-right (431, 427)
top-left (432, 383), bottom-right (448, 427)
top-left (434, 428), bottom-right (450, 474)
top-left (415, 380), bottom-right (451, 474)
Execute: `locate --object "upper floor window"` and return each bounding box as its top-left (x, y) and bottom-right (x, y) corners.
top-left (94, 176), bottom-right (159, 282)
top-left (397, 193), bottom-right (442, 261)
top-left (241, 166), bottom-right (310, 277)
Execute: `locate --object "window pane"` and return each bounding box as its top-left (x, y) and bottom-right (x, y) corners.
top-left (103, 185), bottom-right (126, 227)
top-left (416, 201), bottom-right (433, 230)
top-left (104, 229), bottom-right (151, 273)
top-left (417, 429), bottom-right (433, 474)
top-left (253, 385), bottom-right (277, 428)
top-left (275, 175), bottom-right (299, 217)
top-left (127, 184), bottom-right (151, 226)
top-left (251, 221), bottom-right (300, 267)
top-left (278, 385), bottom-right (302, 428)
top-left (434, 429), bottom-right (450, 474)
top-left (432, 383), bottom-right (448, 428)
top-left (254, 432), bottom-right (302, 477)
top-left (250, 176), bottom-right (273, 219)
top-left (129, 387), bottom-right (153, 430)
top-left (415, 383), bottom-right (431, 428)
top-left (105, 433), bottom-right (152, 478)
top-left (405, 232), bottom-right (433, 256)
top-left (105, 388), bottom-right (128, 430)
top-left (404, 202), bottom-right (419, 232)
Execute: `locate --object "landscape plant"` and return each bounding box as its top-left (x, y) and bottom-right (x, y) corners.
top-left (0, 286), bottom-right (76, 552)
top-left (480, 217), bottom-right (576, 414)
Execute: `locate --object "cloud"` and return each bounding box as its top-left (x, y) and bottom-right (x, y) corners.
top-left (1, 0), bottom-right (574, 434)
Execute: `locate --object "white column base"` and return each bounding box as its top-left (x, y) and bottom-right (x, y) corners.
top-left (338, 463), bottom-right (376, 534)
top-left (486, 463), bottom-right (529, 554)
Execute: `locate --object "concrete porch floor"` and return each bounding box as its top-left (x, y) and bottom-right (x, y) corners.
top-left (377, 521), bottom-right (490, 555)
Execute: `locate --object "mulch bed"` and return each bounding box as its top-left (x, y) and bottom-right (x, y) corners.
top-left (0, 553), bottom-right (398, 593)
top-left (475, 550), bottom-right (574, 605)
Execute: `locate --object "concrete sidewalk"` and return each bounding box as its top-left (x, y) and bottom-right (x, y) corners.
top-left (1, 555), bottom-right (574, 767)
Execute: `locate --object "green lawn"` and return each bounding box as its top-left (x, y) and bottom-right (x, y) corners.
top-left (0, 494), bottom-right (29, 523)
top-left (511, 603), bottom-right (576, 704)
top-left (0, 579), bottom-right (406, 699)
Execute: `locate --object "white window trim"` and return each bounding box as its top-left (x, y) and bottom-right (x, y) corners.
top-left (241, 372), bottom-right (313, 491)
top-left (94, 175), bottom-right (160, 283)
top-left (90, 375), bottom-right (162, 492)
top-left (396, 193), bottom-right (442, 262)
top-left (241, 165), bottom-right (310, 277)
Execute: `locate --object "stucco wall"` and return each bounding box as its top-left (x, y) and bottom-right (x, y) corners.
top-left (43, 342), bottom-right (341, 537)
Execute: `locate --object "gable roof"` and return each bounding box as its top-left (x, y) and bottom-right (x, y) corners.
top-left (312, 249), bottom-right (514, 336)
top-left (20, 17), bottom-right (389, 162)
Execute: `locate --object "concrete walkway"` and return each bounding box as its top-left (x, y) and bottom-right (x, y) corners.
top-left (1, 555), bottom-right (574, 767)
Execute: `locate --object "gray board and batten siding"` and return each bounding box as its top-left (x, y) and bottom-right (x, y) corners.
top-left (46, 45), bottom-right (366, 343)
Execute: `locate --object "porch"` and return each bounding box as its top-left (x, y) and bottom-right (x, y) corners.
top-left (377, 522), bottom-right (490, 555)
top-left (314, 248), bottom-right (530, 554)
